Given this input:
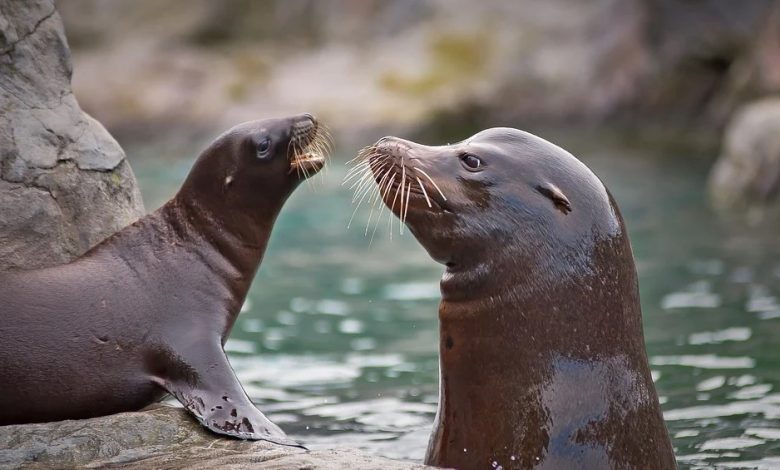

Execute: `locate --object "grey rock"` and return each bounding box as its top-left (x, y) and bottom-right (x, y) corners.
top-left (0, 0), bottom-right (144, 270)
top-left (709, 97), bottom-right (780, 220)
top-left (0, 405), bottom-right (429, 470)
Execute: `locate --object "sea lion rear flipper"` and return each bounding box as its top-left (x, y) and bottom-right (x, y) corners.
top-left (152, 345), bottom-right (305, 449)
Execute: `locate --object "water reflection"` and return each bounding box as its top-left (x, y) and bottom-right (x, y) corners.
top-left (132, 140), bottom-right (780, 468)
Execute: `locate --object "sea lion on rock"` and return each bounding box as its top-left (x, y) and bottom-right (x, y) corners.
top-left (350, 129), bottom-right (676, 469)
top-left (0, 114), bottom-right (330, 446)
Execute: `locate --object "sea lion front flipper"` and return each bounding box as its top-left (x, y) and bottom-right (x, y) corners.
top-left (150, 344), bottom-right (304, 448)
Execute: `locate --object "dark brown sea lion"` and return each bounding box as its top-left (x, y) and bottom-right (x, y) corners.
top-left (351, 129), bottom-right (676, 469)
top-left (0, 114), bottom-right (330, 446)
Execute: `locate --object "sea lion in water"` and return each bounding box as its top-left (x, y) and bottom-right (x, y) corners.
top-left (350, 129), bottom-right (676, 468)
top-left (0, 114), bottom-right (330, 446)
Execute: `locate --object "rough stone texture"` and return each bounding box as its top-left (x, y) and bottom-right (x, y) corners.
top-left (53, 0), bottom-right (780, 146)
top-left (0, 405), bottom-right (428, 470)
top-left (0, 0), bottom-right (144, 270)
top-left (709, 97), bottom-right (780, 220)
top-left (55, 0), bottom-right (654, 139)
top-left (632, 0), bottom-right (780, 126)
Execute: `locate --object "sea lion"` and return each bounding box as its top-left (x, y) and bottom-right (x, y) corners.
top-left (0, 114), bottom-right (330, 446)
top-left (350, 129), bottom-right (676, 469)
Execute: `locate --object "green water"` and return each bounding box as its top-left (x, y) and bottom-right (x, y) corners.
top-left (130, 136), bottom-right (780, 468)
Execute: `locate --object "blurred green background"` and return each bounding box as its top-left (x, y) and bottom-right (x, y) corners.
top-left (60, 1), bottom-right (780, 467)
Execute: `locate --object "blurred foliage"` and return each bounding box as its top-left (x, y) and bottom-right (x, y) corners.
top-left (380, 32), bottom-right (491, 97)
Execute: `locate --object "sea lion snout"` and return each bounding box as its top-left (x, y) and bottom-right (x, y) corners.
top-left (361, 137), bottom-right (452, 219)
top-left (287, 113), bottom-right (330, 178)
top-left (373, 136), bottom-right (418, 158)
top-left (290, 113), bottom-right (316, 135)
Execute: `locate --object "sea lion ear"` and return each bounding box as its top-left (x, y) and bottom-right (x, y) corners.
top-left (536, 182), bottom-right (572, 214)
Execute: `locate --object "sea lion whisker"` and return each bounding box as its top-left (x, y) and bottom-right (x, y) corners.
top-left (388, 172), bottom-right (403, 240)
top-left (315, 128), bottom-right (332, 159)
top-left (414, 167), bottom-right (447, 201)
top-left (291, 138), bottom-right (309, 179)
top-left (345, 155), bottom-right (384, 182)
top-left (350, 179), bottom-right (374, 206)
top-left (350, 166), bottom-right (385, 202)
top-left (313, 121), bottom-right (333, 153)
top-left (401, 181), bottom-right (412, 235)
top-left (310, 137), bottom-right (328, 188)
top-left (373, 166), bottom-right (394, 199)
top-left (347, 168), bottom-right (376, 194)
top-left (343, 156), bottom-right (385, 185)
top-left (299, 142), bottom-right (310, 181)
top-left (364, 185), bottom-right (382, 237)
top-left (415, 176), bottom-right (432, 208)
top-left (364, 167), bottom-right (394, 236)
top-left (347, 145), bottom-right (376, 164)
top-left (344, 149), bottom-right (371, 168)
top-left (348, 158), bottom-right (390, 193)
top-left (300, 151), bottom-right (312, 182)
top-left (399, 158), bottom-right (407, 233)
top-left (343, 162), bottom-right (373, 181)
top-left (342, 165), bottom-right (372, 186)
top-left (347, 174), bottom-right (380, 229)
top-left (370, 172), bottom-right (396, 245)
top-left (349, 164), bottom-right (385, 208)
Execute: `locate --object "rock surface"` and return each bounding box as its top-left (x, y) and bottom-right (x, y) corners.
top-left (54, 0), bottom-right (780, 144)
top-left (709, 97), bottom-right (780, 221)
top-left (0, 0), bottom-right (144, 270)
top-left (0, 405), bottom-right (428, 470)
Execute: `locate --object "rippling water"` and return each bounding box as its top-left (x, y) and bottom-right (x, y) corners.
top-left (131, 135), bottom-right (780, 468)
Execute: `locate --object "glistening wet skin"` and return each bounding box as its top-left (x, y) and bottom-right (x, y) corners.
top-left (347, 128), bottom-right (674, 469)
top-left (131, 135), bottom-right (780, 468)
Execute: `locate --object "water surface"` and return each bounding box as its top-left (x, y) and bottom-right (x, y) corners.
top-left (131, 135), bottom-right (780, 468)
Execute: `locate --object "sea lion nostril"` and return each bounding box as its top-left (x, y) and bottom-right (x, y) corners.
top-left (300, 113), bottom-right (316, 125)
top-left (288, 115), bottom-right (330, 179)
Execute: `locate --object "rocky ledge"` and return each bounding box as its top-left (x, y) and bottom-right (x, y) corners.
top-left (0, 405), bottom-right (428, 470)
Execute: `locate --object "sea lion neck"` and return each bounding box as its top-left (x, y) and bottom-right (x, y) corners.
top-left (438, 232), bottom-right (644, 355)
top-left (164, 195), bottom-right (275, 281)
top-left (438, 237), bottom-right (554, 305)
top-left (430, 233), bottom-right (667, 468)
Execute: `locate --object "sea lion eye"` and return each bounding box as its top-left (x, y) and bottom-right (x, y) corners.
top-left (461, 154), bottom-right (483, 171)
top-left (256, 138), bottom-right (272, 158)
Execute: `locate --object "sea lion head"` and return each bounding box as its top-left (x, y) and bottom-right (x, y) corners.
top-left (179, 113), bottom-right (330, 216)
top-left (362, 127), bottom-right (623, 297)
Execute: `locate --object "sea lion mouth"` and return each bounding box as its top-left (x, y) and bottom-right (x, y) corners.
top-left (288, 117), bottom-right (332, 178)
top-left (344, 139), bottom-right (452, 236)
top-left (378, 161), bottom-right (450, 213)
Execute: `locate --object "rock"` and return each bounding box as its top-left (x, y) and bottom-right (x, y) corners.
top-left (709, 97), bottom-right (780, 220)
top-left (53, 0), bottom-right (780, 144)
top-left (630, 0), bottom-right (780, 127)
top-left (0, 0), bottom-right (144, 270)
top-left (0, 405), bottom-right (428, 470)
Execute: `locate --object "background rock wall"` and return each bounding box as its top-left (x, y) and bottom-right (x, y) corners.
top-left (54, 0), bottom-right (780, 143)
top-left (0, 0), bottom-right (144, 270)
